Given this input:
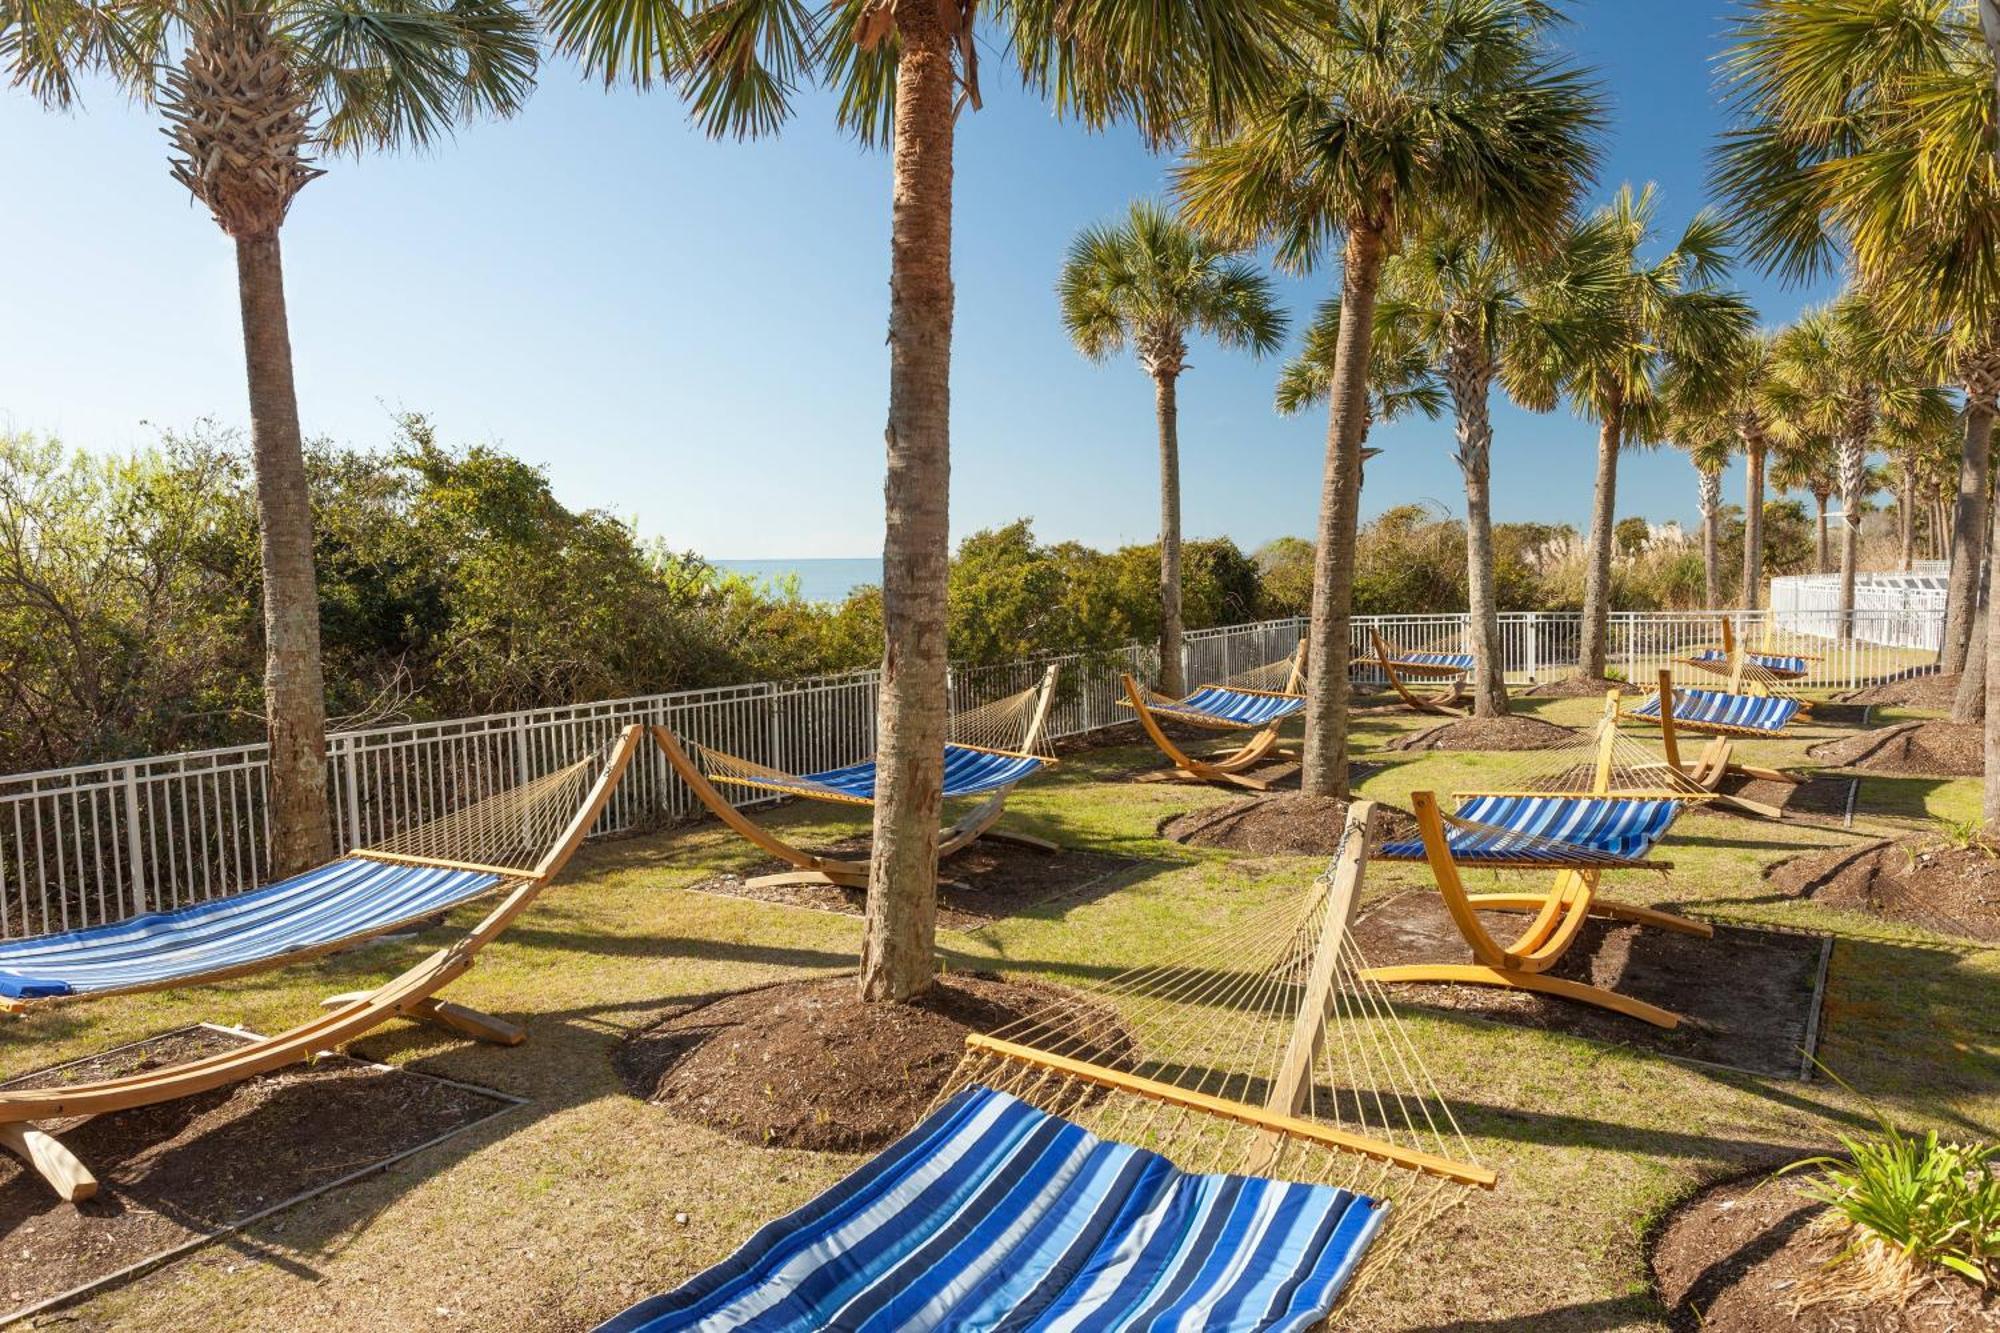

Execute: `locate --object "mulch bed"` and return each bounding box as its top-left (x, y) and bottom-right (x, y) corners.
top-left (1519, 675), bottom-right (1641, 698)
top-left (691, 840), bottom-right (1142, 931)
top-left (1159, 795), bottom-right (1417, 856)
top-left (1391, 715), bottom-right (1579, 752)
top-left (0, 1026), bottom-right (516, 1321)
top-left (1350, 891), bottom-right (1827, 1078)
top-left (1653, 1173), bottom-right (2000, 1331)
top-left (1766, 837), bottom-right (2000, 942)
top-left (1835, 670), bottom-right (1962, 710)
top-left (1807, 721), bottom-right (1982, 776)
top-left (616, 974), bottom-right (1126, 1153)
top-left (1710, 772), bottom-right (1856, 826)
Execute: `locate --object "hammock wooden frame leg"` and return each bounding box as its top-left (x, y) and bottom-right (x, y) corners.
top-left (1119, 675), bottom-right (1294, 790)
top-left (1643, 669), bottom-right (1801, 820)
top-left (1358, 743), bottom-right (1712, 1030)
top-left (1367, 630), bottom-right (1468, 717)
top-left (0, 724), bottom-right (645, 1202)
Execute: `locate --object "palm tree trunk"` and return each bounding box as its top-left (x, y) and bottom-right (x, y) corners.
top-left (1741, 437), bottom-right (1765, 610)
top-left (1943, 399), bottom-right (1993, 674)
top-left (1837, 434), bottom-right (1864, 641)
top-left (235, 231), bottom-right (331, 878)
top-left (1956, 586), bottom-right (1986, 724)
top-left (1698, 467), bottom-right (1721, 609)
top-left (1155, 372), bottom-right (1185, 697)
top-left (1578, 393), bottom-right (1623, 679)
top-left (1899, 466), bottom-right (1916, 572)
top-left (1451, 365), bottom-right (1508, 718)
top-left (860, 8), bottom-right (954, 1004)
top-left (1814, 493), bottom-right (1830, 574)
top-left (1300, 226), bottom-right (1385, 798)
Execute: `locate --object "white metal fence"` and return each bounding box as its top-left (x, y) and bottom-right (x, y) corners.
top-left (0, 607), bottom-right (1940, 941)
top-left (1769, 573), bottom-right (1949, 651)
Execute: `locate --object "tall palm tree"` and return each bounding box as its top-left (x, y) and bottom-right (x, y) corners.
top-left (1058, 201), bottom-right (1286, 696)
top-left (4, 0), bottom-right (538, 876)
top-left (1768, 430), bottom-right (1837, 575)
top-left (1717, 0), bottom-right (2000, 676)
top-left (1522, 184), bottom-right (1754, 679)
top-left (1175, 0), bottom-right (1602, 797)
top-left (543, 0), bottom-right (1308, 1003)
top-left (1666, 411), bottom-right (1735, 608)
top-left (1371, 218), bottom-right (1611, 717)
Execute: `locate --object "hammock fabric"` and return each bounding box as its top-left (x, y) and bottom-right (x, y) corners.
top-left (1391, 651), bottom-right (1475, 673)
top-left (1376, 794), bottom-right (1681, 868)
top-left (710, 743), bottom-right (1046, 805)
top-left (0, 858), bottom-right (499, 1000)
top-left (599, 1084), bottom-right (1383, 1333)
top-left (1143, 684), bottom-right (1307, 730)
top-left (1687, 648), bottom-right (1809, 678)
top-left (1629, 688), bottom-right (1799, 735)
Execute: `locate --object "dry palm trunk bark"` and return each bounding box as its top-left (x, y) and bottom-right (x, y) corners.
top-left (1836, 425), bottom-right (1867, 641)
top-left (1144, 339), bottom-right (1188, 698)
top-left (1445, 346), bottom-right (1508, 718)
top-left (1943, 348), bottom-right (1998, 675)
top-left (1979, 0), bottom-right (2000, 829)
top-left (1698, 466), bottom-right (1722, 609)
top-left (1300, 225), bottom-right (1386, 798)
top-left (1739, 426), bottom-right (1766, 610)
top-left (1899, 467), bottom-right (1917, 572)
top-left (1813, 490), bottom-right (1831, 574)
top-left (861, 3), bottom-right (954, 1004)
top-left (1577, 392), bottom-right (1623, 679)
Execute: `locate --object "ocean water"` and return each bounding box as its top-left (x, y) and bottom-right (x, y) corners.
top-left (713, 557), bottom-right (882, 604)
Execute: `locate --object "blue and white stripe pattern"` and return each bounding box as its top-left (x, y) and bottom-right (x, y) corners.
top-left (599, 1085), bottom-right (1384, 1333)
top-left (1378, 794), bottom-right (1681, 865)
top-left (1629, 688), bottom-right (1800, 734)
top-left (1394, 652), bottom-right (1475, 672)
top-left (1149, 686), bottom-right (1306, 729)
top-left (1688, 649), bottom-right (1809, 677)
top-left (735, 745), bottom-right (1046, 804)
top-left (0, 858), bottom-right (500, 1000)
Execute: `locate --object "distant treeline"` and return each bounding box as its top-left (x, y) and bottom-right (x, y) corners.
top-left (0, 420), bottom-right (1837, 774)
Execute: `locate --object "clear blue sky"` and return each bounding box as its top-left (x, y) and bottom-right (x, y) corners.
top-left (0, 1), bottom-right (1841, 560)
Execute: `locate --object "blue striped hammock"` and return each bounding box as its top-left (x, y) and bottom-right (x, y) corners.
top-left (1377, 794), bottom-right (1683, 868)
top-left (707, 744), bottom-right (1047, 806)
top-left (1128, 684), bottom-right (1306, 731)
top-left (1687, 648), bottom-right (1810, 677)
top-left (0, 857), bottom-right (502, 1001)
top-left (1386, 651), bottom-right (1475, 674)
top-left (1629, 688), bottom-right (1800, 735)
top-left (598, 1084), bottom-right (1382, 1333)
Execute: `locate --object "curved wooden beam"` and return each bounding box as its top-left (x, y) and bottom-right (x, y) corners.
top-left (1119, 674), bottom-right (1289, 789)
top-left (1368, 630), bottom-right (1468, 717)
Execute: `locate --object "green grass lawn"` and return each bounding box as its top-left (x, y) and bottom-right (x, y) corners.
top-left (7, 691), bottom-right (1996, 1331)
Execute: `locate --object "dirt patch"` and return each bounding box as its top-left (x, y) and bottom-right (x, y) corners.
top-left (1710, 772), bottom-right (1855, 825)
top-left (1652, 1172), bottom-right (2000, 1331)
top-left (1349, 891), bottom-right (1827, 1078)
top-left (1519, 675), bottom-right (1640, 698)
top-left (617, 975), bottom-right (1125, 1153)
top-left (1766, 837), bottom-right (2000, 942)
top-left (1836, 670), bottom-right (1962, 710)
top-left (691, 841), bottom-right (1143, 931)
top-left (1392, 715), bottom-right (1580, 752)
top-left (1159, 795), bottom-right (1417, 856)
top-left (0, 1026), bottom-right (514, 1320)
top-left (1808, 721), bottom-right (1982, 776)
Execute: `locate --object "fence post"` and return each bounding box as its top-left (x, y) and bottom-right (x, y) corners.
top-left (121, 765), bottom-right (147, 917)
top-left (342, 737), bottom-right (365, 851)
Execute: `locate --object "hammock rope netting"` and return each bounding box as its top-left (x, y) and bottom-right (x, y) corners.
top-left (1368, 626), bottom-right (1476, 676)
top-left (932, 826), bottom-right (1492, 1309)
top-left (362, 739), bottom-right (618, 875)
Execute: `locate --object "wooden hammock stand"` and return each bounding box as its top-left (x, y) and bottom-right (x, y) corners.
top-left (1119, 641), bottom-right (1307, 790)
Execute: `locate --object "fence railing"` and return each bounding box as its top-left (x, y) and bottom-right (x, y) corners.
top-left (0, 607), bottom-right (1938, 940)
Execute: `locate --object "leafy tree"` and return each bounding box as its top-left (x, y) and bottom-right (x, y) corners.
top-left (1252, 537), bottom-right (1315, 617)
top-left (1176, 0), bottom-right (1601, 796)
top-left (1058, 201), bottom-right (1285, 695)
top-left (3, 0), bottom-right (539, 875)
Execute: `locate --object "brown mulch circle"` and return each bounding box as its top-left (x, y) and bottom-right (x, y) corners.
top-left (1766, 837), bottom-right (2000, 942)
top-left (1652, 1173), bottom-right (2000, 1331)
top-left (692, 840), bottom-right (1143, 931)
top-left (1391, 714), bottom-right (1580, 752)
top-left (617, 974), bottom-right (1127, 1153)
top-left (1519, 675), bottom-right (1641, 698)
top-left (1708, 772), bottom-right (1855, 826)
top-left (1807, 720), bottom-right (1982, 776)
top-left (1349, 891), bottom-right (1828, 1078)
top-left (1159, 795), bottom-right (1418, 856)
top-left (1836, 670), bottom-right (1962, 710)
top-left (0, 1026), bottom-right (515, 1321)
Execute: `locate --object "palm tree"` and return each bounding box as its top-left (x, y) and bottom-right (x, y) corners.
top-left (1522, 185), bottom-right (1754, 679)
top-left (1275, 296), bottom-right (1447, 444)
top-left (1058, 201), bottom-right (1286, 696)
top-left (1717, 0), bottom-right (2000, 677)
top-left (1174, 0), bottom-right (1602, 797)
top-left (4, 0), bottom-right (538, 876)
top-left (543, 0), bottom-right (1307, 1003)
top-left (1768, 430), bottom-right (1837, 575)
top-left (1668, 417), bottom-right (1735, 609)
